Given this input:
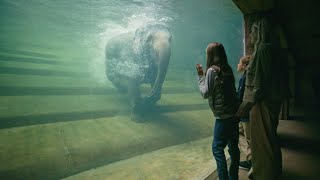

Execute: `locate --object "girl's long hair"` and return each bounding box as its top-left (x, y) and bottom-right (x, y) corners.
top-left (206, 42), bottom-right (234, 82)
top-left (251, 14), bottom-right (278, 56)
top-left (251, 15), bottom-right (288, 100)
top-left (206, 42), bottom-right (236, 104)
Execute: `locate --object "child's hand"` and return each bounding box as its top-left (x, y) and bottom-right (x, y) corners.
top-left (196, 64), bottom-right (204, 76)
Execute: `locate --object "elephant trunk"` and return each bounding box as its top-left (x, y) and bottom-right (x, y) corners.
top-left (146, 43), bottom-right (171, 104)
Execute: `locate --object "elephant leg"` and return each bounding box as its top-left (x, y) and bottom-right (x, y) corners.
top-left (128, 79), bottom-right (144, 120)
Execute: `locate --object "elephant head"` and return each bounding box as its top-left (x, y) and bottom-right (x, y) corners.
top-left (133, 22), bottom-right (172, 105)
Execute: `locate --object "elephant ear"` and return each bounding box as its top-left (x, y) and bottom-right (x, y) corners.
top-left (133, 22), bottom-right (171, 50)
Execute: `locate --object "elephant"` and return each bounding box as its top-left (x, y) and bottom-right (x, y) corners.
top-left (105, 22), bottom-right (172, 118)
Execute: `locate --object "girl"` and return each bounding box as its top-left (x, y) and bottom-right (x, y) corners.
top-left (196, 42), bottom-right (240, 180)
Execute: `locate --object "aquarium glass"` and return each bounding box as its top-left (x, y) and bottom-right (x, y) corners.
top-left (0, 0), bottom-right (243, 179)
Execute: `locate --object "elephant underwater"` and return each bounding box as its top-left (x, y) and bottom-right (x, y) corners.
top-left (105, 22), bottom-right (172, 120)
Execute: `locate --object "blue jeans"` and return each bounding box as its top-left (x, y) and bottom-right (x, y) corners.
top-left (212, 117), bottom-right (240, 180)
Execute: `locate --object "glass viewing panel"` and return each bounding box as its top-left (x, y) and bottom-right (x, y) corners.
top-left (0, 0), bottom-right (242, 179)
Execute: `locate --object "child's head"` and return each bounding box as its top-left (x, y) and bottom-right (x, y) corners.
top-left (206, 42), bottom-right (228, 70)
top-left (237, 55), bottom-right (251, 72)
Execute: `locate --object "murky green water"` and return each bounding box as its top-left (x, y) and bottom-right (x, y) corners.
top-left (0, 0), bottom-right (242, 179)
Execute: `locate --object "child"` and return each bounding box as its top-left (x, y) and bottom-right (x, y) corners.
top-left (236, 55), bottom-right (252, 172)
top-left (196, 42), bottom-right (240, 180)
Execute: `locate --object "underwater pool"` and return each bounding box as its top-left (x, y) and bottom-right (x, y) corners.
top-left (0, 0), bottom-right (242, 179)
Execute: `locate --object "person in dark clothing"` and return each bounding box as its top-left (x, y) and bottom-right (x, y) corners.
top-left (237, 15), bottom-right (287, 180)
top-left (196, 42), bottom-right (240, 180)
